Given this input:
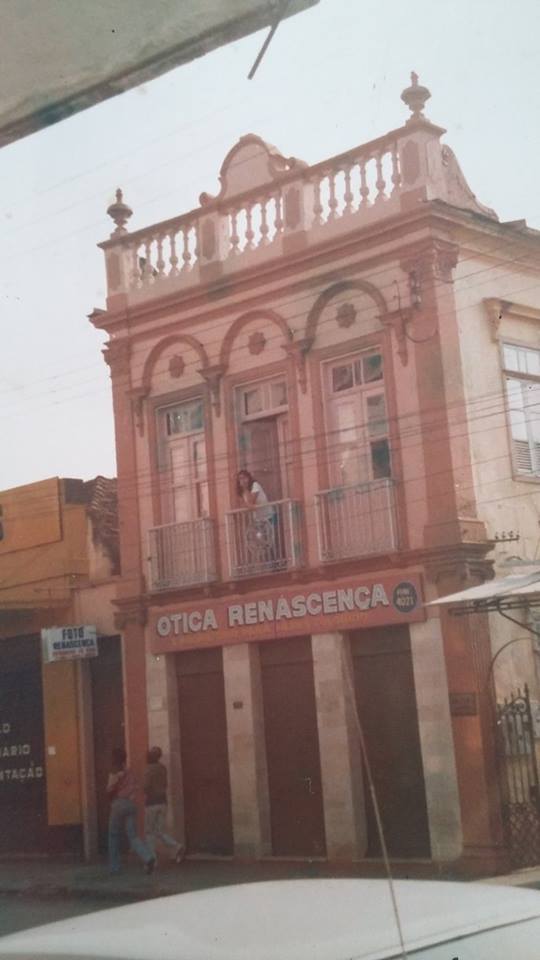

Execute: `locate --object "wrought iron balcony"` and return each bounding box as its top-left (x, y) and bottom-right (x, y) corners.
top-left (225, 499), bottom-right (303, 579)
top-left (315, 479), bottom-right (398, 563)
top-left (148, 518), bottom-right (217, 591)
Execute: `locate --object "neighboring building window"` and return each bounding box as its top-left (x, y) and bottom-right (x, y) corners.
top-left (503, 344), bottom-right (540, 476)
top-left (325, 349), bottom-right (390, 487)
top-left (235, 376), bottom-right (291, 502)
top-left (0, 505), bottom-right (3, 541)
top-left (157, 398), bottom-right (208, 521)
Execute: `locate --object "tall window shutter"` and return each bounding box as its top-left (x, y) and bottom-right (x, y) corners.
top-left (513, 437), bottom-right (533, 473)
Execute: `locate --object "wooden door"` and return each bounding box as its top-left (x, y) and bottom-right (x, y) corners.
top-left (260, 637), bottom-right (326, 857)
top-left (176, 648), bottom-right (233, 855)
top-left (240, 418), bottom-right (282, 503)
top-left (350, 627), bottom-right (430, 858)
top-left (90, 636), bottom-right (124, 853)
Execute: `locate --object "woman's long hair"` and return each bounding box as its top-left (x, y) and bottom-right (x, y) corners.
top-left (236, 469), bottom-right (254, 498)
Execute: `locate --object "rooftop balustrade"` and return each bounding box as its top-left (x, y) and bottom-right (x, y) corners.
top-left (100, 76), bottom-right (496, 306)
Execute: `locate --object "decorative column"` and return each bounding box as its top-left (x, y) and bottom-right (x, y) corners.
top-left (146, 652), bottom-right (185, 844)
top-left (104, 337), bottom-right (149, 791)
top-left (311, 632), bottom-right (367, 860)
top-left (114, 604), bottom-right (149, 800)
top-left (222, 643), bottom-right (271, 859)
top-left (427, 559), bottom-right (507, 873)
top-left (409, 616), bottom-right (462, 861)
top-left (101, 189), bottom-right (134, 308)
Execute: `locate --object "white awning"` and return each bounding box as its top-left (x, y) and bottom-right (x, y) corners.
top-left (426, 571), bottom-right (540, 613)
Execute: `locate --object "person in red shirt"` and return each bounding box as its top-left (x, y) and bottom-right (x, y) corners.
top-left (107, 747), bottom-right (155, 875)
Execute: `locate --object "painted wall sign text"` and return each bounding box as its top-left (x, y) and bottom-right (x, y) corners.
top-left (150, 573), bottom-right (425, 654)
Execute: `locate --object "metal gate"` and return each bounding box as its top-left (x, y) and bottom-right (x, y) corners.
top-left (496, 685), bottom-right (540, 867)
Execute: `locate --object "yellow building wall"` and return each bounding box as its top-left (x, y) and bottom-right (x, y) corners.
top-left (0, 476), bottom-right (118, 832)
top-left (0, 478), bottom-right (61, 554)
top-left (0, 479), bottom-right (89, 606)
top-left (41, 659), bottom-right (82, 826)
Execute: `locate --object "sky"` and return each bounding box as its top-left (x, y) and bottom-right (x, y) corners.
top-left (1, 0), bottom-right (539, 491)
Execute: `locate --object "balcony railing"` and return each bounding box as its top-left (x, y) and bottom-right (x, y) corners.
top-left (225, 499), bottom-right (302, 579)
top-left (315, 479), bottom-right (398, 563)
top-left (148, 518), bottom-right (217, 591)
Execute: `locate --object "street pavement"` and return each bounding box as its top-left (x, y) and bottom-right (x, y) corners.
top-left (0, 855), bottom-right (538, 909)
top-left (0, 896), bottom-right (133, 937)
top-left (0, 855), bottom-right (453, 904)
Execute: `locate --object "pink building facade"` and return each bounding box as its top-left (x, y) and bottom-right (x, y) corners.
top-left (92, 78), bottom-right (540, 871)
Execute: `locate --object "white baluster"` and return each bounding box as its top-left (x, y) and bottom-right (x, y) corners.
top-left (169, 231), bottom-right (179, 276)
top-left (328, 169), bottom-right (338, 221)
top-left (375, 152), bottom-right (386, 203)
top-left (343, 163), bottom-right (354, 216)
top-left (359, 159), bottom-right (370, 208)
top-left (274, 192), bottom-right (283, 236)
top-left (131, 245), bottom-right (140, 287)
top-left (313, 176), bottom-right (324, 226)
top-left (156, 234), bottom-right (165, 278)
top-left (143, 239), bottom-right (153, 283)
top-left (259, 198), bottom-right (270, 246)
top-left (181, 226), bottom-right (192, 271)
top-left (229, 209), bottom-right (240, 256)
top-left (245, 204), bottom-right (255, 250)
top-left (391, 144), bottom-right (401, 195)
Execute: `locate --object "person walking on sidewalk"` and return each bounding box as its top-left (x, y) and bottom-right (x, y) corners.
top-left (144, 746), bottom-right (185, 865)
top-left (107, 747), bottom-right (156, 875)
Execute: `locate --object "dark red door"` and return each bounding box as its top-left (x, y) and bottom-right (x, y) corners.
top-left (240, 418), bottom-right (282, 502)
top-left (260, 637), bottom-right (326, 857)
top-left (351, 626), bottom-right (430, 858)
top-left (176, 647), bottom-right (233, 855)
top-left (90, 635), bottom-right (124, 853)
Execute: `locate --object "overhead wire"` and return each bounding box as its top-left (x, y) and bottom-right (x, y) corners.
top-left (1, 387), bottom-right (538, 530)
top-left (1, 218), bottom-right (540, 416)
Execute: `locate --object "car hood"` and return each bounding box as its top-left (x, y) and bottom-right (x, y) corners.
top-left (1, 878), bottom-right (540, 960)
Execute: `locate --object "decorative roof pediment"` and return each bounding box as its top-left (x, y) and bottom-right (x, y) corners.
top-left (441, 145), bottom-right (498, 221)
top-left (199, 134), bottom-right (307, 205)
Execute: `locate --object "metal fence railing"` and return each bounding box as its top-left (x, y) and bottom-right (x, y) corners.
top-left (315, 478), bottom-right (397, 562)
top-left (225, 499), bottom-right (302, 579)
top-left (148, 518), bottom-right (217, 590)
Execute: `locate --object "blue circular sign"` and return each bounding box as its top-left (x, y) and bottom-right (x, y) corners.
top-left (392, 581), bottom-right (418, 614)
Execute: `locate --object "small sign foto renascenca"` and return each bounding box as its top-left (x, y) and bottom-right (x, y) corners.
top-left (41, 625), bottom-right (98, 663)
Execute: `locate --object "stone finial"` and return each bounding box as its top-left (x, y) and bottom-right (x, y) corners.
top-left (400, 72), bottom-right (431, 123)
top-left (106, 188), bottom-right (133, 237)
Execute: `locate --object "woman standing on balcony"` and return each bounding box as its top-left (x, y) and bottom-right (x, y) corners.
top-left (236, 469), bottom-right (272, 515)
top-left (236, 470), bottom-right (277, 567)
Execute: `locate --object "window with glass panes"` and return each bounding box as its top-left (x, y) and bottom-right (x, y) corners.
top-left (235, 376), bottom-right (291, 502)
top-left (325, 350), bottom-right (390, 486)
top-left (156, 398), bottom-right (209, 521)
top-left (503, 344), bottom-right (540, 476)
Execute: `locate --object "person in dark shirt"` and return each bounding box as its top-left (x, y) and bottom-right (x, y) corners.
top-left (143, 746), bottom-right (185, 864)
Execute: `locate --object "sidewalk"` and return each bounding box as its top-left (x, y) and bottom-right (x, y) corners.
top-left (1, 855), bottom-right (538, 903)
top-left (0, 856), bottom-right (460, 903)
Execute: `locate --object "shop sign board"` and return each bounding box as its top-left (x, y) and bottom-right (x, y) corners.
top-left (41, 625), bottom-right (98, 663)
top-left (149, 573), bottom-right (425, 654)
